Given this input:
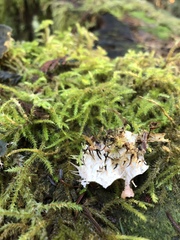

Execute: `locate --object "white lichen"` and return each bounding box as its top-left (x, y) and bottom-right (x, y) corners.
top-left (73, 128), bottom-right (169, 199)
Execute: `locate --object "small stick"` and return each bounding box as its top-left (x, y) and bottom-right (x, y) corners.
top-left (83, 206), bottom-right (103, 236)
top-left (166, 211), bottom-right (180, 233)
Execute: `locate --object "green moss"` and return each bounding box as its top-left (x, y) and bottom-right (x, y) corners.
top-left (129, 11), bottom-right (171, 39)
top-left (130, 11), bottom-right (156, 24)
top-left (144, 25), bottom-right (171, 40)
top-left (123, 184), bottom-right (180, 239)
top-left (0, 5), bottom-right (180, 240)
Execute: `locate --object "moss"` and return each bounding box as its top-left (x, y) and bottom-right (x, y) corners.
top-left (130, 11), bottom-right (156, 24)
top-left (129, 11), bottom-right (171, 39)
top-left (123, 184), bottom-right (180, 239)
top-left (0, 2), bottom-right (180, 239)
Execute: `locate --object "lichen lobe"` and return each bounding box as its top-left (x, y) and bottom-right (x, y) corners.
top-left (73, 128), bottom-right (169, 199)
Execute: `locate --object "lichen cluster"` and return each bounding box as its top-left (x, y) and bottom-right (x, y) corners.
top-left (0, 2), bottom-right (180, 239)
top-left (74, 128), bottom-right (169, 199)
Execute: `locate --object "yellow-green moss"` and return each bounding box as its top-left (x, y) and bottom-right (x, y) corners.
top-left (0, 4), bottom-right (180, 239)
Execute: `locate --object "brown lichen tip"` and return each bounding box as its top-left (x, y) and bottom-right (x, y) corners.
top-left (73, 128), bottom-right (169, 199)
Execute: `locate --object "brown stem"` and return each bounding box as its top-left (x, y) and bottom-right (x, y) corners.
top-left (166, 211), bottom-right (180, 234)
top-left (83, 206), bottom-right (103, 236)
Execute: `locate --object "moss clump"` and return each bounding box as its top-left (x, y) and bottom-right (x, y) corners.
top-left (0, 13), bottom-right (179, 240)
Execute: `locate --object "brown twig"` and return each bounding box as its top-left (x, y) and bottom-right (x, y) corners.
top-left (166, 211), bottom-right (180, 234)
top-left (83, 206), bottom-right (103, 236)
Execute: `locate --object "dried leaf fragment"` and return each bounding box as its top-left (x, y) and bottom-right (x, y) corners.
top-left (148, 133), bottom-right (169, 142)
